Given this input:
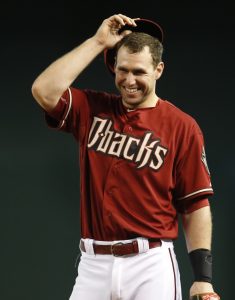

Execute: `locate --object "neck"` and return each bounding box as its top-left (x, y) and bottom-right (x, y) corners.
top-left (123, 95), bottom-right (159, 110)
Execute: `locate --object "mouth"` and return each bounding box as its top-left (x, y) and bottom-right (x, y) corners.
top-left (123, 87), bottom-right (140, 95)
top-left (125, 87), bottom-right (138, 93)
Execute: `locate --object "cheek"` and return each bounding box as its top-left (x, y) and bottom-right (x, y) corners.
top-left (115, 78), bottom-right (122, 91)
top-left (141, 79), bottom-right (151, 89)
top-left (115, 75), bottom-right (124, 86)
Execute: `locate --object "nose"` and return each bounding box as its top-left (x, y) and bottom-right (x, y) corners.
top-left (125, 72), bottom-right (136, 85)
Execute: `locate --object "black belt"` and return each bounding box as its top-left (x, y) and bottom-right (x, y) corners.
top-left (80, 239), bottom-right (161, 257)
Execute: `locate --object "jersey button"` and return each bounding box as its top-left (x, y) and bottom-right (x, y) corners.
top-left (107, 190), bottom-right (113, 195)
top-left (128, 126), bottom-right (133, 132)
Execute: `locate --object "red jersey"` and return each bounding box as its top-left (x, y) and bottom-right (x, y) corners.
top-left (45, 87), bottom-right (213, 241)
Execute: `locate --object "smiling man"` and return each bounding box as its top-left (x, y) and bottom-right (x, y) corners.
top-left (114, 35), bottom-right (164, 109)
top-left (31, 14), bottom-right (220, 300)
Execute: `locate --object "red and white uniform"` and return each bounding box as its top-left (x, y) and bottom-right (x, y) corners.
top-left (45, 87), bottom-right (213, 241)
top-left (45, 87), bottom-right (213, 300)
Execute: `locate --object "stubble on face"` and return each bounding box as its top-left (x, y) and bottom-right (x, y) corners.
top-left (114, 46), bottom-right (158, 109)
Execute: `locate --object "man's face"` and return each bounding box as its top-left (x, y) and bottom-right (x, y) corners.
top-left (114, 46), bottom-right (163, 109)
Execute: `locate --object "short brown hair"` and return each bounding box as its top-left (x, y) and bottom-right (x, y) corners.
top-left (116, 32), bottom-right (163, 67)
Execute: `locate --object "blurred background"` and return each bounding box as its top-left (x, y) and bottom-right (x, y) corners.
top-left (1, 0), bottom-right (234, 299)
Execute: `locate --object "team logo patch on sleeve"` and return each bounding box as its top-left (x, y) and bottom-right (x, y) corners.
top-left (201, 146), bottom-right (210, 175)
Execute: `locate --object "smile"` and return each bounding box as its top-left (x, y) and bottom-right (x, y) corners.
top-left (125, 88), bottom-right (138, 93)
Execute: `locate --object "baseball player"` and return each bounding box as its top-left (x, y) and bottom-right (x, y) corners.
top-left (31, 14), bottom-right (220, 300)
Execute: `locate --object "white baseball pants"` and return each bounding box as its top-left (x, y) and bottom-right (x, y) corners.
top-left (69, 238), bottom-right (182, 300)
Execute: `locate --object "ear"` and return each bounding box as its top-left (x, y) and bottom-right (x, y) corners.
top-left (155, 62), bottom-right (164, 80)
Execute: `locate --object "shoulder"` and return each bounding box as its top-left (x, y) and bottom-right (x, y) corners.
top-left (69, 87), bottom-right (119, 100)
top-left (70, 87), bottom-right (121, 110)
top-left (159, 98), bottom-right (201, 133)
top-left (83, 88), bottom-right (120, 103)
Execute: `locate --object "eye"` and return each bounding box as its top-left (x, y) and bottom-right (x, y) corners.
top-left (121, 70), bottom-right (128, 74)
top-left (134, 71), bottom-right (144, 76)
top-left (117, 68), bottom-right (128, 75)
top-left (133, 70), bottom-right (146, 76)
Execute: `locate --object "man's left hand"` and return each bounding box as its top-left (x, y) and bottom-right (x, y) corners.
top-left (190, 282), bottom-right (220, 299)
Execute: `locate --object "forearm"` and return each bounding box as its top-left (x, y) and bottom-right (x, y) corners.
top-left (182, 205), bottom-right (212, 252)
top-left (31, 36), bottom-right (105, 110)
top-left (182, 205), bottom-right (216, 296)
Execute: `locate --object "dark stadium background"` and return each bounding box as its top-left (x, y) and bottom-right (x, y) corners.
top-left (1, 0), bottom-right (234, 299)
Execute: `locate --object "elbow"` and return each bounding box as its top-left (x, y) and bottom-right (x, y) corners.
top-left (31, 80), bottom-right (58, 111)
top-left (31, 80), bottom-right (45, 104)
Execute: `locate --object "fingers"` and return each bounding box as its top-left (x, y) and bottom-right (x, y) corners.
top-left (109, 14), bottom-right (139, 28)
top-left (116, 14), bottom-right (139, 26)
top-left (190, 293), bottom-right (220, 300)
top-left (96, 14), bottom-right (140, 49)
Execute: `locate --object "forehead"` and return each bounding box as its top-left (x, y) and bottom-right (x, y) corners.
top-left (116, 46), bottom-right (153, 68)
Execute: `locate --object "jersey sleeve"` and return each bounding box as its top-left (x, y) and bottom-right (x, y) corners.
top-left (175, 197), bottom-right (210, 214)
top-left (44, 87), bottom-right (90, 141)
top-left (174, 122), bottom-right (214, 204)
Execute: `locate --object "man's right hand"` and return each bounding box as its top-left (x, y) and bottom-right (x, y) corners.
top-left (94, 14), bottom-right (139, 49)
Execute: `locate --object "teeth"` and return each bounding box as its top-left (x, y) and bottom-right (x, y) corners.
top-left (126, 88), bottom-right (137, 93)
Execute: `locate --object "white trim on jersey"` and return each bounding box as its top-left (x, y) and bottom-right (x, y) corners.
top-left (177, 188), bottom-right (213, 200)
top-left (59, 87), bottom-right (72, 129)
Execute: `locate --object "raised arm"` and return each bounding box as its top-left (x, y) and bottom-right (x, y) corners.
top-left (31, 14), bottom-right (137, 111)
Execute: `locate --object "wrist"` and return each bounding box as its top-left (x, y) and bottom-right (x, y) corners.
top-left (91, 33), bottom-right (109, 49)
top-left (189, 249), bottom-right (213, 283)
top-left (89, 36), bottom-right (107, 52)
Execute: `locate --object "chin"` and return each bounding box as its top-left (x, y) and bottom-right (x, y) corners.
top-left (123, 99), bottom-right (142, 108)
top-left (123, 92), bottom-right (141, 101)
